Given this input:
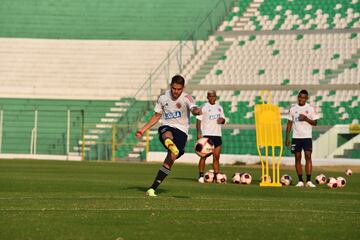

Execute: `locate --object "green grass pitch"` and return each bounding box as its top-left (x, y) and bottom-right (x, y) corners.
top-left (0, 159), bottom-right (359, 240)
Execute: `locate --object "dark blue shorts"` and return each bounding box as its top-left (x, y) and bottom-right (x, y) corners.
top-left (158, 125), bottom-right (188, 159)
top-left (291, 138), bottom-right (312, 153)
top-left (203, 135), bottom-right (222, 148)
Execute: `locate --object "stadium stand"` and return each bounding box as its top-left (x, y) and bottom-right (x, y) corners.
top-left (183, 32), bottom-right (360, 85)
top-left (0, 0), bottom-right (233, 40)
top-left (0, 0), bottom-right (234, 159)
top-left (141, 1), bottom-right (359, 160)
top-left (0, 39), bottom-right (194, 100)
top-left (219, 0), bottom-right (360, 31)
top-left (0, 0), bottom-right (358, 160)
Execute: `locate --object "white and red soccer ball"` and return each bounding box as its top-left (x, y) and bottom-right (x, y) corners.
top-left (240, 173), bottom-right (252, 184)
top-left (204, 170), bottom-right (214, 183)
top-left (315, 174), bottom-right (327, 184)
top-left (327, 177), bottom-right (338, 188)
top-left (280, 174), bottom-right (292, 186)
top-left (336, 177), bottom-right (346, 188)
top-left (194, 137), bottom-right (214, 157)
top-left (232, 172), bottom-right (241, 184)
top-left (216, 173), bottom-right (227, 184)
top-left (345, 169), bottom-right (352, 176)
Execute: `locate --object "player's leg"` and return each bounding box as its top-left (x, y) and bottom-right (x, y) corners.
top-left (293, 139), bottom-right (304, 187)
top-left (304, 151), bottom-right (315, 187)
top-left (212, 145), bottom-right (221, 179)
top-left (304, 139), bottom-right (315, 187)
top-left (161, 130), bottom-right (179, 156)
top-left (147, 127), bottom-right (187, 196)
top-left (294, 152), bottom-right (304, 187)
top-left (198, 156), bottom-right (207, 183)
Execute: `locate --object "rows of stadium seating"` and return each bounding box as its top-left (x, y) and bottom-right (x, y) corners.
top-left (0, 0), bottom-right (237, 159)
top-left (220, 0), bottom-right (359, 31)
top-left (0, 0), bottom-right (359, 160)
top-left (0, 0), bottom-right (233, 40)
top-left (183, 32), bottom-right (359, 85)
top-left (0, 39), bottom-right (196, 100)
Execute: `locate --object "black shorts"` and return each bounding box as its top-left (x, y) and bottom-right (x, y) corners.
top-left (203, 135), bottom-right (222, 148)
top-left (291, 138), bottom-right (312, 153)
top-left (158, 125), bottom-right (188, 159)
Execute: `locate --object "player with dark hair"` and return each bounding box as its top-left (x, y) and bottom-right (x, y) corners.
top-left (135, 75), bottom-right (201, 196)
top-left (285, 89), bottom-right (320, 187)
top-left (196, 90), bottom-right (225, 183)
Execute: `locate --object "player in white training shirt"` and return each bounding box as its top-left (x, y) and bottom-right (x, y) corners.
top-left (135, 75), bottom-right (201, 196)
top-left (285, 90), bottom-right (320, 188)
top-left (196, 90), bottom-right (225, 183)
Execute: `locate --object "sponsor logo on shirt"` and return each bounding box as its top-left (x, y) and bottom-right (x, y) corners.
top-left (209, 114), bottom-right (221, 120)
top-left (164, 111), bottom-right (182, 119)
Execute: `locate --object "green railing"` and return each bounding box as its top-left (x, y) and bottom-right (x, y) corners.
top-left (0, 109), bottom-right (84, 155)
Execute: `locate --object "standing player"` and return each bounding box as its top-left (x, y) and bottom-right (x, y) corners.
top-left (196, 90), bottom-right (225, 183)
top-left (285, 90), bottom-right (320, 187)
top-left (135, 75), bottom-right (201, 197)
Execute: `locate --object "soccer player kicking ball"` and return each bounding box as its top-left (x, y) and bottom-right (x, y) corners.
top-left (285, 90), bottom-right (320, 187)
top-left (135, 75), bottom-right (201, 197)
top-left (196, 90), bottom-right (225, 183)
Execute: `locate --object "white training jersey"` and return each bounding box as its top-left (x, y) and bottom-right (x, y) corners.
top-left (287, 103), bottom-right (320, 139)
top-left (196, 102), bottom-right (225, 136)
top-left (154, 90), bottom-right (196, 135)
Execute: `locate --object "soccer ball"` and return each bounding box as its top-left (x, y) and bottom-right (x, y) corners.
top-left (216, 173), bottom-right (227, 184)
top-left (204, 171), bottom-right (214, 183)
top-left (280, 174), bottom-right (292, 186)
top-left (327, 177), bottom-right (337, 188)
top-left (260, 175), bottom-right (272, 183)
top-left (345, 169), bottom-right (352, 176)
top-left (315, 174), bottom-right (327, 184)
top-left (194, 137), bottom-right (214, 157)
top-left (240, 173), bottom-right (252, 184)
top-left (232, 172), bottom-right (241, 184)
top-left (336, 177), bottom-right (346, 188)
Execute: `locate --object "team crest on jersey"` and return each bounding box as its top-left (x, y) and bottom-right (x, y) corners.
top-left (164, 111), bottom-right (182, 119)
top-left (176, 102), bottom-right (182, 109)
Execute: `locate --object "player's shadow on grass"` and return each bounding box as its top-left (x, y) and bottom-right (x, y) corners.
top-left (126, 186), bottom-right (169, 194)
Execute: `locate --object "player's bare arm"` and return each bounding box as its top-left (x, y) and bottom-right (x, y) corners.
top-left (196, 119), bottom-right (202, 139)
top-left (285, 120), bottom-right (292, 147)
top-left (191, 106), bottom-right (202, 115)
top-left (217, 117), bottom-right (225, 124)
top-left (135, 112), bottom-right (162, 138)
top-left (298, 114), bottom-right (317, 126)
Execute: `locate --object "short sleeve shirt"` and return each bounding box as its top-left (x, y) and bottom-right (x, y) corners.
top-left (196, 102), bottom-right (225, 136)
top-left (154, 90), bottom-right (196, 135)
top-left (287, 103), bottom-right (320, 138)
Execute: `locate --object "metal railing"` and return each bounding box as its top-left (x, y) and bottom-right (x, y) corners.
top-left (0, 109), bottom-right (83, 156)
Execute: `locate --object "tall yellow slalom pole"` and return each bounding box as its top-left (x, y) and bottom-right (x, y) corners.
top-left (254, 90), bottom-right (283, 187)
